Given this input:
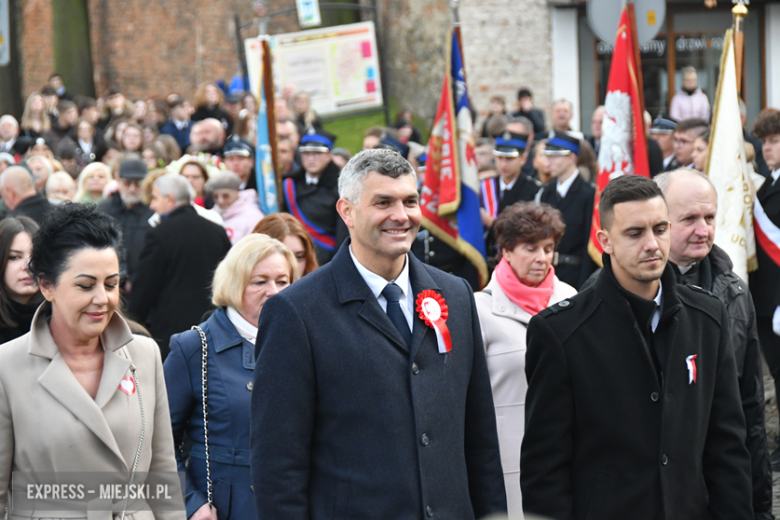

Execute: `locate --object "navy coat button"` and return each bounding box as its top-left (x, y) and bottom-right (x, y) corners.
top-left (247, 382), bottom-right (254, 391)
top-left (412, 363), bottom-right (420, 375)
top-left (426, 506), bottom-right (434, 517)
top-left (421, 434), bottom-right (429, 446)
top-left (651, 392), bottom-right (659, 402)
top-left (662, 454), bottom-right (668, 465)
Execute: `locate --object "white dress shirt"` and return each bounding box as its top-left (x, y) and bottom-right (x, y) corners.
top-left (556, 170), bottom-right (579, 199)
top-left (663, 154), bottom-right (675, 169)
top-left (771, 169), bottom-right (780, 185)
top-left (305, 173), bottom-right (319, 185)
top-left (0, 138), bottom-right (15, 153)
top-left (350, 246), bottom-right (414, 333)
top-left (651, 281), bottom-right (663, 333)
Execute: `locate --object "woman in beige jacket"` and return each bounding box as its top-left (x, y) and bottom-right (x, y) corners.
top-left (0, 203), bottom-right (184, 520)
top-left (475, 202), bottom-right (576, 519)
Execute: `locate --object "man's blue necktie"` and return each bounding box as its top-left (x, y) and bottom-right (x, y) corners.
top-left (382, 282), bottom-right (411, 347)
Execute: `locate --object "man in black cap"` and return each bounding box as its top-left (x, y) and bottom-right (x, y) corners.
top-left (480, 131), bottom-right (541, 231)
top-left (479, 131), bottom-right (541, 259)
top-left (222, 134), bottom-right (257, 191)
top-left (98, 157), bottom-right (154, 295)
top-left (538, 130), bottom-right (597, 289)
top-left (282, 129), bottom-right (341, 265)
top-left (649, 114), bottom-right (679, 172)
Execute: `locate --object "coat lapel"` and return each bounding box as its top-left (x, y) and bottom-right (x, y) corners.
top-left (332, 243), bottom-right (410, 354)
top-left (31, 304), bottom-right (132, 467)
top-left (558, 174), bottom-right (584, 211)
top-left (408, 255), bottom-right (443, 360)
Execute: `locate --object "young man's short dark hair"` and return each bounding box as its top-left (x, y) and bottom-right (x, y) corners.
top-left (675, 118), bottom-right (709, 136)
top-left (753, 109), bottom-right (780, 140)
top-left (599, 175), bottom-right (665, 231)
top-left (517, 88), bottom-right (533, 101)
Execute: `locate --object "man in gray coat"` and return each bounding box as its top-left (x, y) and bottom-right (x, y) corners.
top-left (656, 168), bottom-right (772, 519)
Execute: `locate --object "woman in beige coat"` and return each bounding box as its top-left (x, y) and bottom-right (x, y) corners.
top-left (0, 203), bottom-right (184, 520)
top-left (475, 202), bottom-right (576, 519)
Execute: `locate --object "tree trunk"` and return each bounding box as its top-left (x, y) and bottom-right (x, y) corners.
top-left (52, 0), bottom-right (95, 97)
top-left (0, 0), bottom-right (24, 119)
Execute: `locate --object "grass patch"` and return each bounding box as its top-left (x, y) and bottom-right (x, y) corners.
top-left (322, 96), bottom-right (431, 156)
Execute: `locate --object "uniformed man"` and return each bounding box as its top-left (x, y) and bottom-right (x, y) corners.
top-left (221, 135), bottom-right (256, 191)
top-left (537, 130), bottom-right (596, 289)
top-left (282, 129), bottom-right (341, 265)
top-left (649, 114), bottom-right (679, 172)
top-left (480, 131), bottom-right (541, 257)
top-left (749, 110), bottom-right (780, 470)
top-left (522, 174), bottom-right (753, 520)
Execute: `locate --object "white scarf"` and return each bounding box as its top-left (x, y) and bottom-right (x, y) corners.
top-left (226, 307), bottom-right (258, 344)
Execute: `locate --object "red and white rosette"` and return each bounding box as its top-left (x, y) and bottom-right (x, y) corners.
top-left (416, 290), bottom-right (452, 354)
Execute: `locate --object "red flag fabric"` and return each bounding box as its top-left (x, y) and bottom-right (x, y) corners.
top-left (588, 6), bottom-right (650, 263)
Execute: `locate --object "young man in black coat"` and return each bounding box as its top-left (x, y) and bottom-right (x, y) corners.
top-left (538, 131), bottom-right (597, 290)
top-left (251, 148), bottom-right (507, 520)
top-left (657, 168), bottom-right (772, 519)
top-left (281, 130), bottom-right (341, 266)
top-left (521, 175), bottom-right (752, 520)
top-left (128, 174), bottom-right (231, 358)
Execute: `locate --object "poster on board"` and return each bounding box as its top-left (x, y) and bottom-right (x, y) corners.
top-left (245, 21), bottom-right (383, 118)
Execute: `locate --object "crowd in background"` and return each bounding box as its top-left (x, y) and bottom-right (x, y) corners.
top-left (1, 64), bottom-right (780, 520)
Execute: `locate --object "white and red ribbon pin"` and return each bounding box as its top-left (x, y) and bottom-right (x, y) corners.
top-left (685, 355), bottom-right (697, 384)
top-left (415, 290), bottom-right (452, 354)
top-left (119, 376), bottom-right (136, 395)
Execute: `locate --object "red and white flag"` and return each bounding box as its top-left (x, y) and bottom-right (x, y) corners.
top-left (588, 5), bottom-right (651, 264)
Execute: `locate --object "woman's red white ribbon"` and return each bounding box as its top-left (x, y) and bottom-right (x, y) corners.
top-left (416, 290), bottom-right (452, 353)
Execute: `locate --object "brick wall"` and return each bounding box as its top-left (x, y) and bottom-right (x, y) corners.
top-left (20, 0), bottom-right (53, 95)
top-left (19, 0), bottom-right (555, 130)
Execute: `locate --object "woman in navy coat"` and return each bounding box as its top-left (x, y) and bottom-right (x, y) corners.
top-left (164, 233), bottom-right (299, 520)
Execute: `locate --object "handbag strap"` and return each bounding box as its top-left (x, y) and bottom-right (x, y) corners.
top-left (192, 326), bottom-right (213, 507)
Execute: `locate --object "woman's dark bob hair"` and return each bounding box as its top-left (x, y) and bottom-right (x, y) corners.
top-left (0, 217), bottom-right (41, 328)
top-left (30, 203), bottom-right (123, 285)
top-left (494, 201), bottom-right (566, 254)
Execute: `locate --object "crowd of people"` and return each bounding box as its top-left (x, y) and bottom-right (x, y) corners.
top-left (0, 64), bottom-right (778, 520)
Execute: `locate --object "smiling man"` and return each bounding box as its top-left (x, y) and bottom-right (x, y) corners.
top-left (251, 148), bottom-right (507, 520)
top-left (521, 174), bottom-right (752, 520)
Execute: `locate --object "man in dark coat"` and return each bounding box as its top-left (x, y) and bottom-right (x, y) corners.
top-left (251, 149), bottom-right (507, 520)
top-left (538, 131), bottom-right (596, 289)
top-left (749, 110), bottom-right (780, 467)
top-left (0, 166), bottom-right (52, 225)
top-left (521, 175), bottom-right (752, 520)
top-left (128, 174), bottom-right (231, 358)
top-left (97, 158), bottom-right (154, 295)
top-left (657, 168), bottom-right (772, 519)
top-left (281, 130), bottom-right (341, 265)
top-left (160, 96), bottom-right (194, 152)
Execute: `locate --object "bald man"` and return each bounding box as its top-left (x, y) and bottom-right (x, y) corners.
top-left (191, 118), bottom-right (225, 155)
top-left (655, 168), bottom-right (771, 519)
top-left (0, 166), bottom-right (52, 224)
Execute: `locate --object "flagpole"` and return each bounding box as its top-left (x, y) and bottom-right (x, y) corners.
top-left (626, 2), bottom-right (647, 134)
top-left (261, 37), bottom-right (281, 203)
top-left (732, 0), bottom-right (748, 96)
top-left (450, 0), bottom-right (467, 84)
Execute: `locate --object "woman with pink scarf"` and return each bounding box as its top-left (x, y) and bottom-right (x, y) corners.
top-left (475, 201), bottom-right (576, 518)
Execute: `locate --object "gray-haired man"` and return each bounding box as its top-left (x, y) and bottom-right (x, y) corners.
top-left (128, 174), bottom-right (231, 358)
top-left (251, 148), bottom-right (507, 520)
top-left (656, 168), bottom-right (772, 519)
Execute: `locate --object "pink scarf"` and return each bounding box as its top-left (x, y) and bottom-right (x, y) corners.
top-left (494, 257), bottom-right (556, 315)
